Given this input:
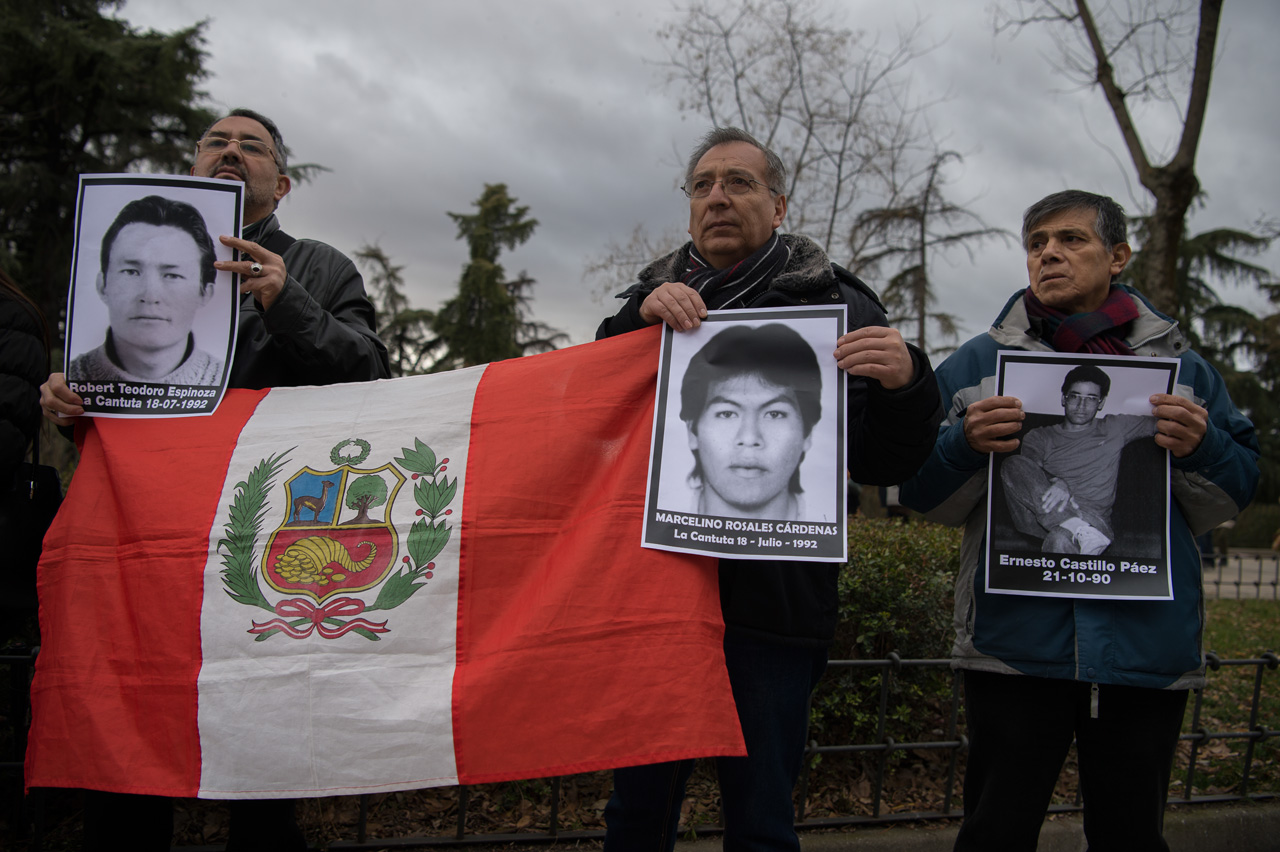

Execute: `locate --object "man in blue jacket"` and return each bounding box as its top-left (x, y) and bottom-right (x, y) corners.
top-left (900, 190), bottom-right (1259, 851)
top-left (598, 126), bottom-right (942, 851)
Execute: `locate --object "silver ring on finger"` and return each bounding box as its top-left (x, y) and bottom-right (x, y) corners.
top-left (250, 261), bottom-right (264, 276)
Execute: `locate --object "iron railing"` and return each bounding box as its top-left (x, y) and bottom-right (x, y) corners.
top-left (2, 561), bottom-right (1277, 849)
top-left (1202, 550), bottom-right (1280, 600)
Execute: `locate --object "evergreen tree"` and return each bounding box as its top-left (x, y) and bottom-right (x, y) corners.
top-left (354, 243), bottom-right (438, 377)
top-left (432, 184), bottom-right (565, 370)
top-left (0, 0), bottom-right (216, 328)
top-left (1120, 218), bottom-right (1279, 500)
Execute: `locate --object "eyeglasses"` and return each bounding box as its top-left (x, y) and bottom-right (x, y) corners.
top-left (1064, 392), bottom-right (1103, 405)
top-left (197, 136), bottom-right (281, 168)
top-left (681, 176), bottom-right (778, 198)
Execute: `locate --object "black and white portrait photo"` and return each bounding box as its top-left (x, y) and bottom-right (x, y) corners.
top-left (986, 351), bottom-right (1180, 599)
top-left (63, 175), bottom-right (243, 417)
top-left (643, 306), bottom-right (847, 562)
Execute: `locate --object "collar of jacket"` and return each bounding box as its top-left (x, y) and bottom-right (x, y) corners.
top-left (243, 213), bottom-right (280, 244)
top-left (988, 284), bottom-right (1187, 357)
top-left (628, 233), bottom-right (837, 298)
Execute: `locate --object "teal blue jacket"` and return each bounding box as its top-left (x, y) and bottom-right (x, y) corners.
top-left (899, 286), bottom-right (1259, 689)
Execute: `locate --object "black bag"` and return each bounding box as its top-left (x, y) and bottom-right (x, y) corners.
top-left (1, 429), bottom-right (63, 611)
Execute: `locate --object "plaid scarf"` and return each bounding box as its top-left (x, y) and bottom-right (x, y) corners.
top-left (682, 232), bottom-right (791, 310)
top-left (1023, 286), bottom-right (1138, 355)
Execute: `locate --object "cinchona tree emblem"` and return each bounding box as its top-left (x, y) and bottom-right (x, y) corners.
top-left (218, 438), bottom-right (456, 640)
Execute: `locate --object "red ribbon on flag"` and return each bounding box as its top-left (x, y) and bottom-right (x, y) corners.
top-left (249, 597), bottom-right (390, 639)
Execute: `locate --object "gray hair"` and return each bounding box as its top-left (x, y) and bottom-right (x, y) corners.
top-left (684, 127), bottom-right (787, 196)
top-left (200, 107), bottom-right (288, 174)
top-left (1022, 190), bottom-right (1127, 250)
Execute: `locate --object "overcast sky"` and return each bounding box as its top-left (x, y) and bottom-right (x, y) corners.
top-left (117, 0), bottom-right (1279, 351)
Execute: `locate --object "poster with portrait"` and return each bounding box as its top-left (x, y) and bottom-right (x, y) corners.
top-left (63, 174), bottom-right (243, 417)
top-left (642, 306), bottom-right (847, 562)
top-left (985, 350), bottom-right (1180, 599)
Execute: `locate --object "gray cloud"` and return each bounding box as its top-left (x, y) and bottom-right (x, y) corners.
top-left (122, 0), bottom-right (1279, 347)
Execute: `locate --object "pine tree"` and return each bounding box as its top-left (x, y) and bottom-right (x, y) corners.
top-left (432, 184), bottom-right (564, 370)
top-left (0, 0), bottom-right (217, 328)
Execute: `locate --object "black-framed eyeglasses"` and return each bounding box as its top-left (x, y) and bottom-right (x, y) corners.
top-left (197, 136), bottom-right (281, 169)
top-left (681, 176), bottom-right (778, 198)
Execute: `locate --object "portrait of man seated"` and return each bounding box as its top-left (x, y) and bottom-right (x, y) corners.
top-left (678, 322), bottom-right (823, 521)
top-left (69, 194), bottom-right (224, 385)
top-left (999, 363), bottom-right (1158, 556)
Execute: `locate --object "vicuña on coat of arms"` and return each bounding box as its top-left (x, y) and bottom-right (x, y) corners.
top-left (218, 438), bottom-right (456, 640)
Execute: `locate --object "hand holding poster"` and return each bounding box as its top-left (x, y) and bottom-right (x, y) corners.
top-left (985, 351), bottom-right (1180, 599)
top-left (63, 175), bottom-right (243, 417)
top-left (642, 306), bottom-right (848, 562)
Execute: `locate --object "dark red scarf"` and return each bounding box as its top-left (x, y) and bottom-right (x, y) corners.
top-left (1023, 286), bottom-right (1137, 355)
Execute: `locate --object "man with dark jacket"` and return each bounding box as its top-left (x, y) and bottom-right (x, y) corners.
top-left (899, 190), bottom-right (1259, 851)
top-left (597, 126), bottom-right (942, 851)
top-left (41, 108), bottom-right (390, 852)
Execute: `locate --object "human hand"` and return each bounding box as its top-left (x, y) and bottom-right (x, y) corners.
top-left (1041, 480), bottom-right (1073, 513)
top-left (638, 282), bottom-right (708, 330)
top-left (833, 326), bottom-right (914, 390)
top-left (963, 396), bottom-right (1024, 454)
top-left (218, 235), bottom-right (287, 311)
top-left (1151, 393), bottom-right (1208, 458)
top-left (40, 372), bottom-right (84, 423)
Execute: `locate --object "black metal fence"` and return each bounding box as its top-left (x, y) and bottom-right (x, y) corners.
top-left (3, 602), bottom-right (1276, 849)
top-left (1202, 550), bottom-right (1280, 600)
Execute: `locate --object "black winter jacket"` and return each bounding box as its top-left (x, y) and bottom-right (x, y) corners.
top-left (230, 214), bottom-right (390, 389)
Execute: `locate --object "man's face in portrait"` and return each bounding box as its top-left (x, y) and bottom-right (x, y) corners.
top-left (687, 141), bottom-right (787, 269)
top-left (1062, 380), bottom-right (1106, 428)
top-left (1025, 208), bottom-right (1131, 314)
top-left (688, 372), bottom-right (812, 514)
top-left (97, 223), bottom-right (215, 354)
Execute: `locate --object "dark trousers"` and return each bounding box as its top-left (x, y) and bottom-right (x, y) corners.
top-left (955, 670), bottom-right (1188, 852)
top-left (82, 791), bottom-right (306, 851)
top-left (603, 635), bottom-right (827, 852)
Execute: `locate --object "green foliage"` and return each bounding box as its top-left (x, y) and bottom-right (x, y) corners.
top-left (406, 518), bottom-right (451, 567)
top-left (415, 476), bottom-right (457, 518)
top-left (345, 474), bottom-right (388, 511)
top-left (0, 0), bottom-right (216, 324)
top-left (366, 440), bottom-right (456, 612)
top-left (1120, 217), bottom-right (1280, 501)
top-left (431, 184), bottom-right (566, 370)
top-left (355, 243), bottom-right (439, 376)
top-left (1226, 501), bottom-right (1280, 549)
top-left (394, 438), bottom-right (441, 476)
top-left (217, 451), bottom-right (291, 611)
top-left (809, 519), bottom-right (960, 747)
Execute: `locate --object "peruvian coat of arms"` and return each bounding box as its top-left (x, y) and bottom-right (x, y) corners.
top-left (218, 438), bottom-right (455, 640)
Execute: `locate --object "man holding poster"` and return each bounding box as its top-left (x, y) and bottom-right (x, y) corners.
top-left (899, 190), bottom-right (1259, 850)
top-left (597, 126), bottom-right (941, 850)
top-left (39, 108), bottom-right (389, 851)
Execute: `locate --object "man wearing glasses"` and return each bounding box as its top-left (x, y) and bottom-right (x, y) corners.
top-left (596, 126), bottom-right (942, 851)
top-left (43, 108), bottom-right (389, 418)
top-left (40, 109), bottom-right (389, 850)
top-left (899, 190), bottom-right (1258, 850)
top-left (1000, 363), bottom-right (1157, 556)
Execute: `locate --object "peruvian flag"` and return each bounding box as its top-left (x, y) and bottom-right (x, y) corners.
top-left (26, 328), bottom-right (744, 798)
